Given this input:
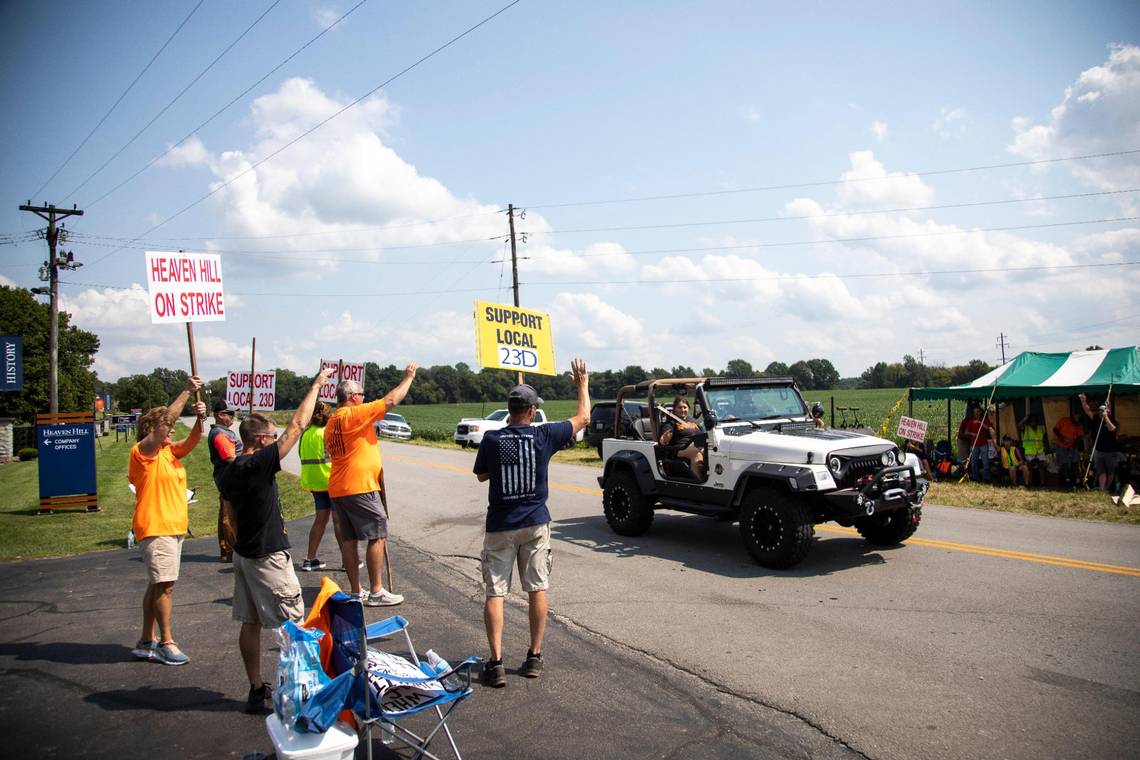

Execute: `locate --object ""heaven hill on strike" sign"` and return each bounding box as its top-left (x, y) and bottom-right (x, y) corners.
top-left (145, 251), bottom-right (225, 323)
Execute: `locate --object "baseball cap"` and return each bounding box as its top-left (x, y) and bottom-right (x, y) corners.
top-left (507, 383), bottom-right (543, 408)
top-left (212, 400), bottom-right (235, 414)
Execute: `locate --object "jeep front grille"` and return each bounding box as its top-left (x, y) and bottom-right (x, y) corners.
top-left (835, 454), bottom-right (883, 488)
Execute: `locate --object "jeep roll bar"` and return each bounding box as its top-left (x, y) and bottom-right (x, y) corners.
top-left (613, 377), bottom-right (710, 441)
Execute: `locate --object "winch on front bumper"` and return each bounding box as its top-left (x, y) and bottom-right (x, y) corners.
top-left (823, 464), bottom-right (928, 518)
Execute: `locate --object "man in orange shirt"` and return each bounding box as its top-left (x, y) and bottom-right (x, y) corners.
top-left (1052, 406), bottom-right (1085, 487)
top-left (128, 376), bottom-right (207, 666)
top-left (326, 362), bottom-right (417, 606)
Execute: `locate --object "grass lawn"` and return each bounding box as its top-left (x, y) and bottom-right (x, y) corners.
top-left (0, 423), bottom-right (313, 562)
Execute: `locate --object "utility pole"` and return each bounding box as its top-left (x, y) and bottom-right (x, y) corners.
top-left (996, 333), bottom-right (1010, 365)
top-left (507, 203), bottom-right (523, 384)
top-left (19, 201), bottom-right (85, 413)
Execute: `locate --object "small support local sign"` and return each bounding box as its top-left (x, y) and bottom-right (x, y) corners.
top-left (226, 370), bottom-right (277, 411)
top-left (145, 251), bottom-right (225, 323)
top-left (474, 300), bottom-right (556, 376)
top-left (319, 360), bottom-right (365, 403)
top-left (36, 412), bottom-right (98, 513)
top-left (897, 415), bottom-right (928, 443)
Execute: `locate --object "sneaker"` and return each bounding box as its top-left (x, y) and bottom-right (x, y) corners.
top-left (154, 642), bottom-right (189, 666)
top-left (300, 558), bottom-right (325, 572)
top-left (520, 651), bottom-right (543, 679)
top-left (482, 660), bottom-right (506, 688)
top-left (364, 588), bottom-right (404, 607)
top-left (245, 682), bottom-right (273, 714)
top-left (131, 639), bottom-right (157, 661)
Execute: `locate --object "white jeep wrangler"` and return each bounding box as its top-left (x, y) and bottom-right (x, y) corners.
top-left (599, 376), bottom-right (928, 569)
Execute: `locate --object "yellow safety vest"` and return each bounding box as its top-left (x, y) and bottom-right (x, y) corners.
top-left (1000, 446), bottom-right (1023, 469)
top-left (299, 426), bottom-right (331, 491)
top-left (1021, 426), bottom-right (1046, 457)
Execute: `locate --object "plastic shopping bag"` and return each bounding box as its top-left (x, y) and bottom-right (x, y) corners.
top-left (274, 620), bottom-right (330, 730)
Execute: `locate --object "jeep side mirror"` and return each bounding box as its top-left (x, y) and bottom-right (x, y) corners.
top-left (703, 410), bottom-right (718, 430)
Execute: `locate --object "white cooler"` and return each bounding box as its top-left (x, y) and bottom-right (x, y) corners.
top-left (265, 714), bottom-right (359, 760)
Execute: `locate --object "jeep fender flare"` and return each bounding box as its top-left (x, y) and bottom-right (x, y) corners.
top-left (730, 463), bottom-right (816, 507)
top-left (603, 450), bottom-right (657, 495)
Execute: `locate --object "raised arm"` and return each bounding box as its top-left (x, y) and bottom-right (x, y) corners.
top-left (1078, 393), bottom-right (1094, 419)
top-left (166, 375), bottom-right (201, 426)
top-left (383, 362), bottom-right (418, 409)
top-left (279, 367), bottom-right (338, 457)
top-left (567, 357), bottom-right (590, 435)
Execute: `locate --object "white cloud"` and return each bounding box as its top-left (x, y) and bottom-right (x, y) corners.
top-left (870, 120), bottom-right (888, 142)
top-left (176, 78), bottom-right (509, 277)
top-left (521, 240), bottom-right (635, 276)
top-left (1008, 44), bottom-right (1140, 196)
top-left (835, 150), bottom-right (935, 209)
top-left (0, 274), bottom-right (16, 287)
top-left (156, 135), bottom-right (213, 169)
top-left (932, 107), bottom-right (967, 139)
top-left (549, 293), bottom-right (645, 351)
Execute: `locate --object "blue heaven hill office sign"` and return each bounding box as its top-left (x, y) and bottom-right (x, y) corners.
top-left (37, 412), bottom-right (98, 513)
top-left (1, 335), bottom-right (21, 391)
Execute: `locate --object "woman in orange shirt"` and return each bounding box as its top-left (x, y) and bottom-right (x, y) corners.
top-left (128, 376), bottom-right (206, 666)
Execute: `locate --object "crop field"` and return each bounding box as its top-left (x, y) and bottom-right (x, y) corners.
top-left (391, 389), bottom-right (967, 445)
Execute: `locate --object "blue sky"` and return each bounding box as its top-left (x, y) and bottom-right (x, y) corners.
top-left (2, 0), bottom-right (1138, 383)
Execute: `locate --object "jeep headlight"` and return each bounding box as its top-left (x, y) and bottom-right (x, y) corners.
top-left (881, 450), bottom-right (897, 466)
top-left (828, 455), bottom-right (842, 473)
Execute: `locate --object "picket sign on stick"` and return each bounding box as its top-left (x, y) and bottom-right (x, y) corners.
top-left (146, 250), bottom-right (225, 410)
top-left (249, 337), bottom-right (257, 414)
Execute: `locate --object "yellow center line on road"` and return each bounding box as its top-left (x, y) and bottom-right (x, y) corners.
top-left (387, 454), bottom-right (1140, 578)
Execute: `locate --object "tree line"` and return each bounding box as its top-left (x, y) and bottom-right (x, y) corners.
top-left (2, 284), bottom-right (996, 421)
top-left (99, 355), bottom-right (994, 414)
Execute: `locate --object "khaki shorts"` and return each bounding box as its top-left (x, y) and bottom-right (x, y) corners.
top-left (481, 523), bottom-right (552, 597)
top-left (232, 551), bottom-right (304, 628)
top-left (140, 536), bottom-right (183, 584)
top-left (332, 492), bottom-right (388, 541)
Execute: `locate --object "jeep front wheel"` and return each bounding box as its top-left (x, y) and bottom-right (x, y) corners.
top-left (855, 506), bottom-right (920, 546)
top-left (739, 488), bottom-right (814, 568)
top-left (603, 470), bottom-right (654, 536)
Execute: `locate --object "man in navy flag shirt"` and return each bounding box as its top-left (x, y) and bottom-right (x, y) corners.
top-left (473, 358), bottom-right (589, 688)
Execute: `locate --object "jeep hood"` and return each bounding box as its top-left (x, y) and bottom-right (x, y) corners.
top-left (723, 425), bottom-right (893, 463)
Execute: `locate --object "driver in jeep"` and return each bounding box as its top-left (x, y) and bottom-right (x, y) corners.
top-left (658, 398), bottom-right (705, 479)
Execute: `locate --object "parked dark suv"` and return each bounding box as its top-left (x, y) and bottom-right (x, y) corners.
top-left (587, 401), bottom-right (647, 456)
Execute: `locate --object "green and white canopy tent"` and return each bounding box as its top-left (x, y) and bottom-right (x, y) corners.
top-left (911, 347), bottom-right (1140, 402)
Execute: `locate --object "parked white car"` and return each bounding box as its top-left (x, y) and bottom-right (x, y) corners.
top-left (374, 412), bottom-right (412, 440)
top-left (454, 408), bottom-right (548, 447)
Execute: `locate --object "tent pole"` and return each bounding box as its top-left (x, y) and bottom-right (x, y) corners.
top-left (946, 400), bottom-right (951, 445)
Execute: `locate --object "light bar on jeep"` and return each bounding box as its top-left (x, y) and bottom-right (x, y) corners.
top-left (706, 376), bottom-right (796, 387)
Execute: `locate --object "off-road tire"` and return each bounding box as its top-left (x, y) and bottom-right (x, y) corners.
top-left (603, 470), bottom-right (654, 536)
top-left (739, 488), bottom-right (814, 568)
top-left (855, 506), bottom-right (920, 546)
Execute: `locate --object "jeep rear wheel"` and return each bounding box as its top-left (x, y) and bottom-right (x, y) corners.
top-left (739, 488), bottom-right (814, 569)
top-left (855, 506), bottom-right (920, 546)
top-left (603, 470), bottom-right (654, 536)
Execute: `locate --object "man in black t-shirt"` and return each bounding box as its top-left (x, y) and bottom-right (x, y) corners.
top-left (220, 367), bottom-right (335, 714)
top-left (473, 359), bottom-right (590, 688)
top-left (1079, 393), bottom-right (1125, 491)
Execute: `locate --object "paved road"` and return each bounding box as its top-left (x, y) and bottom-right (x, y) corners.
top-left (287, 440), bottom-right (1140, 760)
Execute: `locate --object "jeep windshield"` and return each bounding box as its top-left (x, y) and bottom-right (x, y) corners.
top-left (705, 385), bottom-right (806, 422)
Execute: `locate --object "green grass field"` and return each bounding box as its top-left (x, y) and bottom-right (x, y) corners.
top-left (389, 389), bottom-right (965, 447)
top-left (0, 423), bottom-right (313, 561)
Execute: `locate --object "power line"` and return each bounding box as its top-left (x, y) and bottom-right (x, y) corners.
top-left (82, 0), bottom-right (523, 271)
top-left (504, 216), bottom-right (1140, 262)
top-left (519, 148), bottom-right (1140, 210)
top-left (32, 0), bottom-right (207, 199)
top-left (526, 188), bottom-right (1138, 236)
top-left (84, 0), bottom-right (370, 209)
top-left (53, 186), bottom-right (1134, 248)
top-left (522, 259), bottom-right (1140, 287)
top-left (57, 259), bottom-right (1140, 300)
top-left (61, 0), bottom-right (284, 203)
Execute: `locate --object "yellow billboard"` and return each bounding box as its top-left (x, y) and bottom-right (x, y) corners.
top-left (474, 300), bottom-right (556, 376)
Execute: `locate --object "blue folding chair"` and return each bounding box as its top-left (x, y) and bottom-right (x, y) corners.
top-left (299, 591), bottom-right (478, 760)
